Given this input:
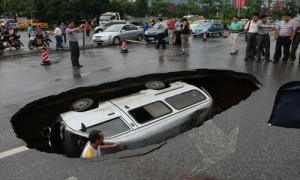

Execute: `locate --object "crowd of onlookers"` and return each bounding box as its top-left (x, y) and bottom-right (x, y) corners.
top-left (229, 11), bottom-right (300, 64)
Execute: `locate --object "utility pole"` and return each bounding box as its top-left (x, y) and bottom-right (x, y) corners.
top-left (238, 0), bottom-right (241, 18)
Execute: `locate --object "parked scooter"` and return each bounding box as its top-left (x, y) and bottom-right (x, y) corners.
top-left (28, 32), bottom-right (51, 50)
top-left (0, 32), bottom-right (24, 50)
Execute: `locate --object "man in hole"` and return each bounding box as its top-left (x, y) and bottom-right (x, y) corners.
top-left (81, 130), bottom-right (119, 158)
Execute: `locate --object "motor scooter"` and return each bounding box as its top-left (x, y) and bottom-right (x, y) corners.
top-left (28, 32), bottom-right (51, 50)
top-left (0, 33), bottom-right (24, 51)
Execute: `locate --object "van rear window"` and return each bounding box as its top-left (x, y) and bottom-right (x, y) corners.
top-left (165, 90), bottom-right (206, 110)
top-left (86, 117), bottom-right (130, 138)
top-left (130, 101), bottom-right (172, 124)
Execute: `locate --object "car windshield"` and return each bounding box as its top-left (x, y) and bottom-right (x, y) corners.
top-left (192, 20), bottom-right (202, 25)
top-left (104, 24), bottom-right (123, 32)
top-left (8, 19), bottom-right (16, 23)
top-left (100, 15), bottom-right (113, 21)
top-left (85, 117), bottom-right (130, 138)
top-left (129, 101), bottom-right (172, 124)
top-left (153, 21), bottom-right (167, 29)
top-left (165, 90), bottom-right (206, 110)
top-left (197, 22), bottom-right (213, 27)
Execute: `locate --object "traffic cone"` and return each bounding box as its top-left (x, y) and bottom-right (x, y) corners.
top-left (203, 32), bottom-right (207, 41)
top-left (41, 47), bottom-right (51, 66)
top-left (120, 40), bottom-right (128, 53)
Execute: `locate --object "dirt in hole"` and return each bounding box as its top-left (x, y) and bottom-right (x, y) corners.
top-left (11, 69), bottom-right (260, 155)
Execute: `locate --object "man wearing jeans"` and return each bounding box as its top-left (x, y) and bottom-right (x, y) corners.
top-left (290, 10), bottom-right (300, 64)
top-left (273, 12), bottom-right (297, 64)
top-left (66, 20), bottom-right (84, 69)
top-left (229, 16), bottom-right (243, 55)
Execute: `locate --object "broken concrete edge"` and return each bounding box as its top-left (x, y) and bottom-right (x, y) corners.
top-left (10, 69), bottom-right (260, 156)
top-left (11, 68), bottom-right (261, 118)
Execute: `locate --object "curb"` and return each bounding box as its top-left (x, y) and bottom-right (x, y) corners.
top-left (0, 44), bottom-right (95, 58)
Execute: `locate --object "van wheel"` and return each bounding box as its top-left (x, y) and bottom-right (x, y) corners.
top-left (70, 98), bottom-right (98, 112)
top-left (145, 81), bottom-right (166, 90)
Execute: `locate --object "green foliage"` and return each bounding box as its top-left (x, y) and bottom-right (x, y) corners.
top-left (150, 0), bottom-right (169, 17)
top-left (240, 0), bottom-right (261, 19)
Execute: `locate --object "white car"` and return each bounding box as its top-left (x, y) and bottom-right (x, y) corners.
top-left (48, 81), bottom-right (213, 157)
top-left (92, 24), bottom-right (144, 46)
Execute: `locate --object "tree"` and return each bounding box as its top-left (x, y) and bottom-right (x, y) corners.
top-left (2, 0), bottom-right (34, 20)
top-left (134, 0), bottom-right (149, 17)
top-left (240, 0), bottom-right (261, 19)
top-left (150, 0), bottom-right (168, 17)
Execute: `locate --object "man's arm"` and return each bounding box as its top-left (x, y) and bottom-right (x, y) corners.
top-left (291, 30), bottom-right (296, 40)
top-left (275, 28), bottom-right (279, 40)
top-left (100, 143), bottom-right (119, 150)
top-left (69, 24), bottom-right (84, 33)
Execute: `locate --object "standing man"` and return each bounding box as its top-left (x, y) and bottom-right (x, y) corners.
top-left (244, 13), bottom-right (259, 61)
top-left (53, 24), bottom-right (64, 51)
top-left (59, 22), bottom-right (67, 44)
top-left (175, 17), bottom-right (182, 46)
top-left (229, 16), bottom-right (243, 55)
top-left (27, 23), bottom-right (33, 38)
top-left (156, 18), bottom-right (166, 50)
top-left (289, 10), bottom-right (300, 64)
top-left (167, 17), bottom-right (175, 45)
top-left (81, 130), bottom-right (119, 158)
top-left (66, 20), bottom-right (84, 69)
top-left (273, 12), bottom-right (297, 64)
top-left (181, 18), bottom-right (190, 54)
top-left (256, 14), bottom-right (275, 62)
top-left (84, 21), bottom-right (91, 39)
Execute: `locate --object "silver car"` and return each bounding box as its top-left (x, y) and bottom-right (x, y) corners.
top-left (92, 24), bottom-right (144, 46)
top-left (48, 81), bottom-right (213, 157)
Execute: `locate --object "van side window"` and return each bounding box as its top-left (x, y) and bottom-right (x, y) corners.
top-left (129, 101), bottom-right (172, 124)
top-left (165, 90), bottom-right (206, 110)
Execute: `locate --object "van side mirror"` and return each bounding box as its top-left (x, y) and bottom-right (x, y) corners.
top-left (81, 123), bottom-right (86, 132)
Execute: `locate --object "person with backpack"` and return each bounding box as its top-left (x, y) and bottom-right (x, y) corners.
top-left (244, 13), bottom-right (259, 61)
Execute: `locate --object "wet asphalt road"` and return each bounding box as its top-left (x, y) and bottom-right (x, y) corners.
top-left (0, 33), bottom-right (299, 180)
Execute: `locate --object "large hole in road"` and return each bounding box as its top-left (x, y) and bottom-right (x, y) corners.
top-left (11, 69), bottom-right (260, 157)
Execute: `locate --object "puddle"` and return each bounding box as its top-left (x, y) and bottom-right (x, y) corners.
top-left (11, 69), bottom-right (260, 157)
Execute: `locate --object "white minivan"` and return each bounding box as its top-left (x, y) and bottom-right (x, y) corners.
top-left (47, 81), bottom-right (213, 157)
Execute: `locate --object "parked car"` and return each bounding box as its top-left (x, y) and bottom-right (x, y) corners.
top-left (190, 20), bottom-right (204, 29)
top-left (192, 20), bottom-right (224, 37)
top-left (92, 24), bottom-right (144, 46)
top-left (0, 19), bottom-right (6, 27)
top-left (144, 20), bottom-right (168, 42)
top-left (47, 81), bottom-right (213, 157)
top-left (94, 20), bottom-right (126, 33)
top-left (6, 19), bottom-right (18, 27)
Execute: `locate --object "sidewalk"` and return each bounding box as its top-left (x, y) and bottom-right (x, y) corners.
top-left (1, 31), bottom-right (94, 58)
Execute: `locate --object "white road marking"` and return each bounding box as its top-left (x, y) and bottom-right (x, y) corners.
top-left (0, 146), bottom-right (29, 159)
top-left (66, 176), bottom-right (78, 180)
top-left (189, 120), bottom-right (239, 172)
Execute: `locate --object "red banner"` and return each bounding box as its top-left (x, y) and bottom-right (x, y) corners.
top-left (234, 0), bottom-right (246, 8)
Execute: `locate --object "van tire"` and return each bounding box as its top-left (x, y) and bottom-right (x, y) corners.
top-left (145, 81), bottom-right (166, 90)
top-left (70, 98), bottom-right (97, 112)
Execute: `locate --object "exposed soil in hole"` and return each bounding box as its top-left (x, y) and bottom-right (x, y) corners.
top-left (11, 69), bottom-right (260, 155)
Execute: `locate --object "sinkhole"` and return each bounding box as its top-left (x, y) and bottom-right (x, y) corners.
top-left (11, 69), bottom-right (260, 158)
